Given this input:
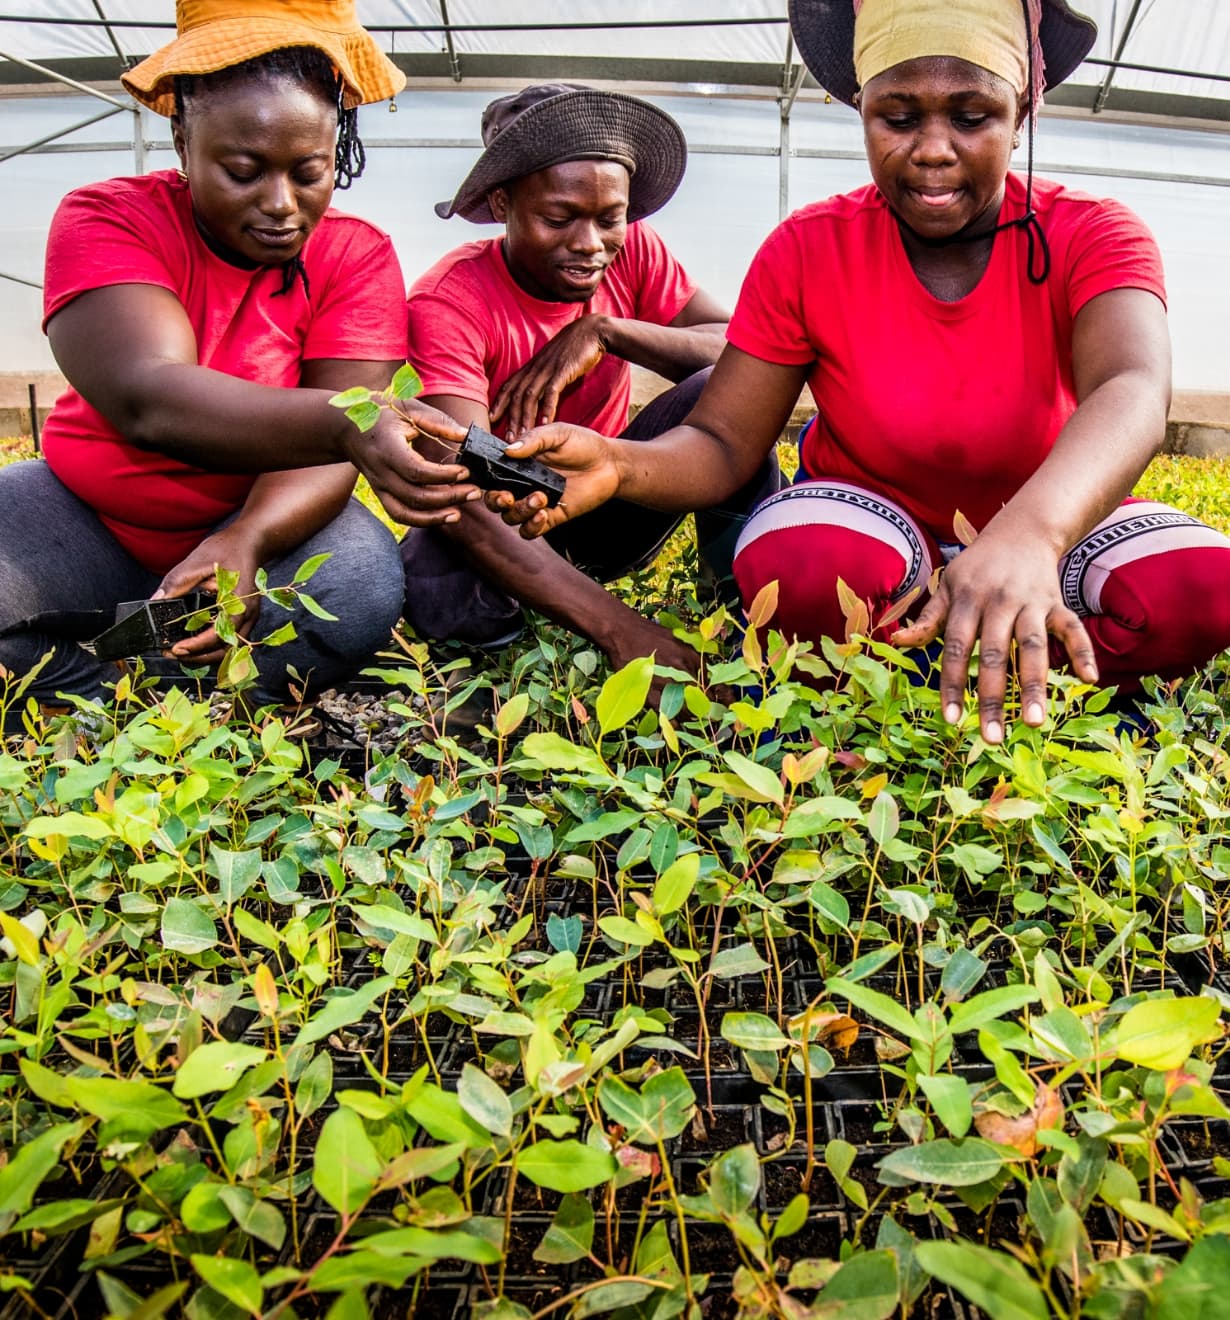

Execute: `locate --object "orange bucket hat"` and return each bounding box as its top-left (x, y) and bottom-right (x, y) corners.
top-left (122, 0), bottom-right (405, 118)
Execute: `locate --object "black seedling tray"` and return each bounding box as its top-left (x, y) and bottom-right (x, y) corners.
top-left (460, 423), bottom-right (565, 507)
top-left (88, 594), bottom-right (213, 662)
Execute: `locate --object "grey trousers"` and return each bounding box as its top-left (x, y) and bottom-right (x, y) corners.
top-left (400, 369), bottom-right (784, 646)
top-left (0, 460), bottom-right (405, 705)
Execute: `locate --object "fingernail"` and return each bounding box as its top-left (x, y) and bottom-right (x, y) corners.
top-left (1026, 702), bottom-right (1044, 724)
top-left (985, 721), bottom-right (1002, 743)
top-left (944, 703), bottom-right (960, 723)
top-left (466, 489), bottom-right (482, 501)
top-left (445, 512), bottom-right (459, 523)
top-left (150, 589), bottom-right (165, 600)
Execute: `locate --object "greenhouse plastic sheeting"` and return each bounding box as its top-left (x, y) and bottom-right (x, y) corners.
top-left (1, 2), bottom-right (1228, 103)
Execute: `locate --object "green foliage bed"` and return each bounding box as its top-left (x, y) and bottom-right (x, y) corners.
top-left (2, 438), bottom-right (1230, 1319)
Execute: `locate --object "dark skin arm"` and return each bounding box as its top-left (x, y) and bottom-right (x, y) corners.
top-left (488, 344), bottom-right (810, 526)
top-left (497, 293), bottom-right (1171, 742)
top-left (893, 287), bottom-right (1172, 742)
top-left (47, 283), bottom-right (476, 526)
top-left (418, 392), bottom-right (705, 678)
top-left (156, 358), bottom-right (401, 662)
top-left (491, 289), bottom-right (731, 438)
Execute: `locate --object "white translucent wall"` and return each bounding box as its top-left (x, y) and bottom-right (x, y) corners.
top-left (0, 86), bottom-right (1227, 390)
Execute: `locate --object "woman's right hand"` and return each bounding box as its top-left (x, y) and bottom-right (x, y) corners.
top-left (343, 401), bottom-right (480, 527)
top-left (487, 423), bottom-right (623, 539)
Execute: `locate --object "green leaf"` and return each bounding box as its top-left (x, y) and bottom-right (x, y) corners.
top-left (722, 751), bottom-right (784, 805)
top-left (545, 913), bottom-right (582, 954)
top-left (328, 387), bottom-right (373, 408)
top-left (359, 1225), bottom-right (502, 1263)
top-left (808, 881), bottom-right (851, 931)
top-left (403, 1083), bottom-right (494, 1148)
top-left (597, 1067), bottom-right (695, 1144)
top-left (312, 1108), bottom-right (384, 1214)
top-left (173, 1042), bottom-right (268, 1100)
top-left (64, 1077), bottom-right (186, 1138)
top-left (596, 655), bottom-right (655, 737)
top-left (710, 942), bottom-right (772, 979)
top-left (598, 914), bottom-right (654, 947)
top-left (294, 1050), bottom-right (333, 1118)
top-left (520, 731), bottom-right (607, 777)
top-left (867, 790), bottom-right (900, 845)
top-left (217, 1186), bottom-right (286, 1252)
top-left (915, 1241), bottom-right (1047, 1320)
top-left (180, 1181), bottom-right (232, 1234)
top-left (533, 1194), bottom-right (595, 1264)
top-left (1113, 995), bottom-right (1222, 1071)
top-left (517, 1140), bottom-right (616, 1193)
top-left (827, 975), bottom-right (920, 1042)
top-left (209, 845), bottom-right (261, 905)
top-left (24, 811), bottom-right (112, 841)
top-left (878, 1139), bottom-right (1007, 1188)
top-left (292, 976), bottom-right (396, 1048)
top-left (344, 400), bottom-right (382, 432)
top-left (290, 551), bottom-right (332, 587)
top-left (709, 1143), bottom-right (761, 1216)
top-left (721, 1012), bottom-right (791, 1052)
top-left (390, 362), bottom-right (423, 399)
top-left (350, 904), bottom-right (438, 945)
top-left (160, 897), bottom-right (218, 955)
top-left (947, 985), bottom-right (1040, 1036)
top-left (918, 1074), bottom-right (973, 1138)
top-left (0, 1122), bottom-right (81, 1217)
top-left (1155, 1234), bottom-right (1230, 1320)
top-left (458, 1064), bottom-right (513, 1137)
top-left (652, 852), bottom-right (699, 916)
top-left (190, 1256), bottom-right (263, 1316)
top-left (819, 1249), bottom-right (899, 1319)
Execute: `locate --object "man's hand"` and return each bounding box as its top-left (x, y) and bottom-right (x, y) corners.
top-left (343, 401), bottom-right (480, 527)
top-left (486, 423), bottom-right (622, 537)
top-left (490, 316), bottom-right (608, 438)
top-left (154, 526), bottom-right (261, 663)
top-left (892, 526), bottom-right (1098, 745)
top-left (604, 615), bottom-right (702, 707)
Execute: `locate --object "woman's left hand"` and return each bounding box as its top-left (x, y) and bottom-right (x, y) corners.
top-left (891, 525), bottom-right (1099, 744)
top-left (154, 526), bottom-right (262, 663)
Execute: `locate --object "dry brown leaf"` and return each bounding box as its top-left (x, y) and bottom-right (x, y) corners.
top-left (975, 1083), bottom-right (1063, 1157)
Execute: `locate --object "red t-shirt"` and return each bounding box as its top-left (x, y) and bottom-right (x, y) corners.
top-left (727, 173), bottom-right (1166, 538)
top-left (41, 170), bottom-right (409, 573)
top-left (405, 223), bottom-right (696, 437)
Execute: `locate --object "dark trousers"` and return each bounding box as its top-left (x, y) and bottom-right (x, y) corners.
top-left (400, 369), bottom-right (782, 646)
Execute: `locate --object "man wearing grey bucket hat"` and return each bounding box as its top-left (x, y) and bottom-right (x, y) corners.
top-left (400, 83), bottom-right (781, 678)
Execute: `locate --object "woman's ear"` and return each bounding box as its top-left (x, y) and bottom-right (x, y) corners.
top-left (171, 115), bottom-right (188, 169)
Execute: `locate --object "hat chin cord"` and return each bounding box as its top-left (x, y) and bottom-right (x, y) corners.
top-left (895, 0), bottom-right (1052, 285)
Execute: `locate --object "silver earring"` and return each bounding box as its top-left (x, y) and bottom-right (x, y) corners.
top-left (1012, 133), bottom-right (1021, 149)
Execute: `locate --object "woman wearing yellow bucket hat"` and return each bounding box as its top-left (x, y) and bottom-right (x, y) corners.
top-left (0, 0), bottom-right (476, 710)
top-left (484, 0), bottom-right (1230, 741)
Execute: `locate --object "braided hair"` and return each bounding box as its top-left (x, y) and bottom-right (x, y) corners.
top-left (174, 47), bottom-right (367, 295)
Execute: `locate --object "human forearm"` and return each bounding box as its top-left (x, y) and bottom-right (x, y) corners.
top-left (597, 315), bottom-right (727, 383)
top-left (988, 369), bottom-right (1168, 555)
top-left (440, 502), bottom-right (648, 651)
top-left (107, 362), bottom-right (359, 471)
top-left (226, 465), bottom-right (358, 560)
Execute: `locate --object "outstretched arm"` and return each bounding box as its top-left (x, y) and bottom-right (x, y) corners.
top-left (48, 284), bottom-right (476, 526)
top-left (416, 393), bottom-right (703, 677)
top-left (489, 346), bottom-right (810, 535)
top-left (491, 288), bottom-right (730, 437)
top-left (893, 287), bottom-right (1171, 743)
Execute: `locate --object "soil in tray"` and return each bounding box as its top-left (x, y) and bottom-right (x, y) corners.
top-left (1164, 1118), bottom-right (1230, 1166)
top-left (372, 1283), bottom-right (467, 1319)
top-left (763, 1158), bottom-right (840, 1210)
top-left (679, 1106), bottom-right (751, 1154)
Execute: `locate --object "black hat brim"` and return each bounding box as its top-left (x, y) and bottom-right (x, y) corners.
top-left (435, 88), bottom-right (687, 224)
top-left (788, 0), bottom-right (1098, 107)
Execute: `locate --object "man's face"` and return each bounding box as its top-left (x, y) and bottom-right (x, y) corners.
top-left (490, 160), bottom-right (631, 302)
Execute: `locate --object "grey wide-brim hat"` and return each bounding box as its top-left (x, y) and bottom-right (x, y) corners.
top-left (788, 0), bottom-right (1098, 107)
top-left (435, 83), bottom-right (687, 224)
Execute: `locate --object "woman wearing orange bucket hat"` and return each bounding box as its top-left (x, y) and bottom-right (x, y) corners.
top-left (0, 0), bottom-right (476, 711)
top-left (485, 0), bottom-right (1230, 741)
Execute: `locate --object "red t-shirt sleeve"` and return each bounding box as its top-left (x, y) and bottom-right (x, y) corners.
top-left (406, 282), bottom-right (492, 406)
top-left (43, 180), bottom-right (181, 329)
top-left (303, 221), bottom-right (409, 362)
top-left (726, 219), bottom-right (818, 366)
top-left (1060, 196), bottom-right (1167, 317)
top-left (626, 223), bottom-right (697, 325)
